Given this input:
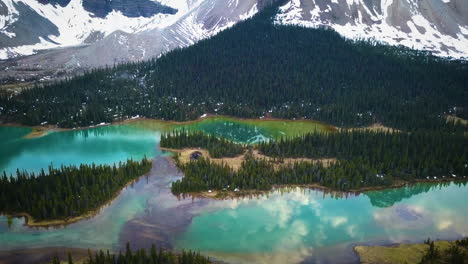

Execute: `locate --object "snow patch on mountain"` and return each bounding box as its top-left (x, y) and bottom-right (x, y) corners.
top-left (0, 0), bottom-right (261, 60)
top-left (0, 0), bottom-right (262, 83)
top-left (275, 0), bottom-right (468, 59)
top-left (0, 0), bottom-right (18, 36)
top-left (0, 0), bottom-right (189, 59)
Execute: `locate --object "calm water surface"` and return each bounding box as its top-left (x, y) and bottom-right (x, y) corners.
top-left (0, 124), bottom-right (467, 264)
top-left (0, 125), bottom-right (161, 176)
top-left (175, 183), bottom-right (468, 263)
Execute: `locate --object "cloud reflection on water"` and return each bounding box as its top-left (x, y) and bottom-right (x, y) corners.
top-left (176, 184), bottom-right (468, 264)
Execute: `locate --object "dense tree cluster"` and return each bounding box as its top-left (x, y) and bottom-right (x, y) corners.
top-left (171, 154), bottom-right (396, 194)
top-left (171, 130), bottom-right (467, 194)
top-left (0, 0), bottom-right (466, 131)
top-left (0, 158), bottom-right (151, 221)
top-left (258, 131), bottom-right (468, 179)
top-left (51, 243), bottom-right (210, 264)
top-left (160, 130), bottom-right (244, 158)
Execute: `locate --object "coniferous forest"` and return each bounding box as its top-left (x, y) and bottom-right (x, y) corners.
top-left (0, 158), bottom-right (151, 221)
top-left (258, 130), bottom-right (468, 178)
top-left (0, 0), bottom-right (466, 263)
top-left (160, 130), bottom-right (244, 158)
top-left (0, 0), bottom-right (466, 131)
top-left (170, 130), bottom-right (467, 194)
top-left (50, 243), bottom-right (211, 264)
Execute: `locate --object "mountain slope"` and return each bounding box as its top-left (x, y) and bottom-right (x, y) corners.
top-left (0, 0), bottom-right (467, 84)
top-left (0, 0), bottom-right (264, 82)
top-left (0, 0), bottom-right (179, 58)
top-left (1, 1), bottom-right (466, 132)
top-left (276, 0), bottom-right (468, 58)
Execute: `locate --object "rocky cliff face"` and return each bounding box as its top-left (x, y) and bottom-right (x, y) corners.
top-left (36, 0), bottom-right (177, 17)
top-left (81, 0), bottom-right (177, 18)
top-left (0, 0), bottom-right (180, 59)
top-left (275, 0), bottom-right (468, 58)
top-left (0, 0), bottom-right (262, 82)
top-left (36, 0), bottom-right (70, 7)
top-left (0, 1), bottom-right (59, 48)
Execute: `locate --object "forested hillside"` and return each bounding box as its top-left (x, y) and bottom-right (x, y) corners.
top-left (0, 0), bottom-right (466, 131)
top-left (0, 158), bottom-right (151, 221)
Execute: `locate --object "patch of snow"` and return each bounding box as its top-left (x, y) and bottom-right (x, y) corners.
top-left (0, 0), bottom-right (20, 38)
top-left (239, 3), bottom-right (258, 20)
top-left (275, 0), bottom-right (468, 59)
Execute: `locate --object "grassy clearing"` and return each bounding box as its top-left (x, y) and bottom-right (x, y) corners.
top-left (240, 118), bottom-right (335, 138)
top-left (355, 240), bottom-right (468, 264)
top-left (162, 148), bottom-right (335, 172)
top-left (131, 116), bottom-right (335, 140)
top-left (343, 123), bottom-right (401, 133)
top-left (447, 115), bottom-right (468, 126)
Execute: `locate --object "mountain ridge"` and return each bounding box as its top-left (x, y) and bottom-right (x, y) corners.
top-left (275, 0), bottom-right (468, 58)
top-left (0, 0), bottom-right (467, 84)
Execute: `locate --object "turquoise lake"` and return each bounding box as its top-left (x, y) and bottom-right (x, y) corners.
top-left (0, 125), bottom-right (161, 176)
top-left (0, 123), bottom-right (467, 264)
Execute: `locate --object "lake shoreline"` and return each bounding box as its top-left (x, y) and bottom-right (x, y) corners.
top-left (0, 115), bottom-right (338, 139)
top-left (354, 238), bottom-right (468, 264)
top-left (162, 149), bottom-right (467, 200)
top-left (177, 179), bottom-right (468, 201)
top-left (0, 170), bottom-right (151, 228)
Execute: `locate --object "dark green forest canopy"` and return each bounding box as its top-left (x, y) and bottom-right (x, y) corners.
top-left (171, 130), bottom-right (468, 193)
top-left (160, 130), bottom-right (244, 158)
top-left (0, 158), bottom-right (151, 221)
top-left (50, 243), bottom-right (211, 264)
top-left (257, 131), bottom-right (467, 173)
top-left (0, 0), bottom-right (467, 131)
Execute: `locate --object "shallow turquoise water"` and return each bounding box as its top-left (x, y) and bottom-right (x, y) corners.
top-left (0, 125), bottom-right (161, 176)
top-left (0, 120), bottom-right (272, 176)
top-left (0, 171), bottom-right (151, 251)
top-left (0, 125), bottom-right (467, 264)
top-left (175, 183), bottom-right (468, 263)
top-left (178, 119), bottom-right (271, 143)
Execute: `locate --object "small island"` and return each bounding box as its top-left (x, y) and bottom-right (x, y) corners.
top-left (160, 129), bottom-right (467, 197)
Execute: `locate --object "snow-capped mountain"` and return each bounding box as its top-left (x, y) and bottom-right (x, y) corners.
top-left (0, 0), bottom-right (467, 83)
top-left (0, 0), bottom-right (261, 60)
top-left (0, 0), bottom-right (268, 82)
top-left (276, 0), bottom-right (468, 59)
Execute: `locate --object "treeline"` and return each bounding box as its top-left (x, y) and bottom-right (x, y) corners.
top-left (172, 154), bottom-right (398, 193)
top-left (160, 130), bottom-right (244, 158)
top-left (171, 130), bottom-right (467, 193)
top-left (0, 158), bottom-right (152, 221)
top-left (51, 243), bottom-right (210, 264)
top-left (0, 0), bottom-right (466, 131)
top-left (258, 131), bottom-right (468, 179)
